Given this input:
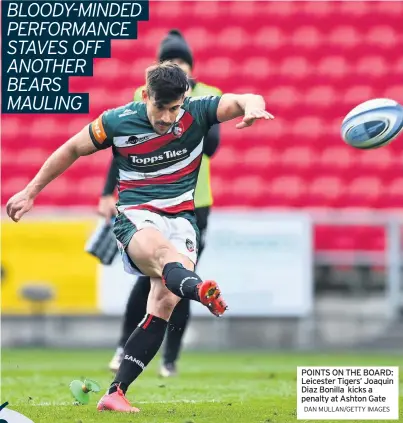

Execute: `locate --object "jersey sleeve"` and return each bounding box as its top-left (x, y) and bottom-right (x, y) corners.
top-left (89, 109), bottom-right (115, 150)
top-left (185, 95), bottom-right (222, 131)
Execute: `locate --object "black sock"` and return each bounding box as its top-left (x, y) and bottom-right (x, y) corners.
top-left (162, 262), bottom-right (202, 301)
top-left (163, 299), bottom-right (190, 365)
top-left (109, 314), bottom-right (168, 394)
top-left (118, 276), bottom-right (150, 348)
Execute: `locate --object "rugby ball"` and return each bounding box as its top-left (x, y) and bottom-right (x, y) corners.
top-left (341, 98), bottom-right (403, 149)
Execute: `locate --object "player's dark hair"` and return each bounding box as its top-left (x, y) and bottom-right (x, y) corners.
top-left (146, 62), bottom-right (189, 106)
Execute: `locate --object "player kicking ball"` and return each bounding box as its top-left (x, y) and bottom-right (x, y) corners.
top-left (6, 62), bottom-right (274, 413)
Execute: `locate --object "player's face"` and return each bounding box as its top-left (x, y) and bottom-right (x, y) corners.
top-left (143, 92), bottom-right (185, 135)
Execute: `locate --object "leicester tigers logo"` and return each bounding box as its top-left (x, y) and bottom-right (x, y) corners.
top-left (186, 238), bottom-right (195, 252)
top-left (173, 121), bottom-right (184, 138)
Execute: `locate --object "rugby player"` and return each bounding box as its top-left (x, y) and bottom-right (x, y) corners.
top-left (6, 62), bottom-right (274, 412)
top-left (100, 29), bottom-right (222, 378)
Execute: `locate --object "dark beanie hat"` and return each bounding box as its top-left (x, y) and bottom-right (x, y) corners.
top-left (158, 29), bottom-right (194, 69)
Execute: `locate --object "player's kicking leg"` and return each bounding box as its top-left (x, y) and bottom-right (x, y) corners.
top-left (97, 227), bottom-right (227, 412)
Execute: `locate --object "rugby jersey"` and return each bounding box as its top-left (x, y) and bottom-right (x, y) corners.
top-left (89, 95), bottom-right (221, 214)
top-left (133, 82), bottom-right (222, 208)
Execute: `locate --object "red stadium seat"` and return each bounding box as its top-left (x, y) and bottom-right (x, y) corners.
top-left (280, 57), bottom-right (312, 78)
top-left (356, 56), bottom-right (387, 77)
top-left (281, 147), bottom-right (316, 169)
top-left (291, 26), bottom-right (322, 48)
top-left (366, 26), bottom-right (399, 48)
top-left (130, 58), bottom-right (157, 78)
top-left (142, 28), bottom-right (170, 50)
top-left (229, 1), bottom-right (258, 18)
top-left (2, 149), bottom-right (16, 165)
top-left (254, 27), bottom-right (286, 50)
top-left (231, 176), bottom-right (265, 199)
top-left (343, 86), bottom-right (374, 105)
top-left (384, 178), bottom-right (403, 207)
top-left (374, 1), bottom-right (403, 15)
top-left (338, 1), bottom-right (370, 16)
top-left (202, 58), bottom-right (237, 79)
top-left (317, 56), bottom-right (350, 78)
top-left (16, 148), bottom-right (48, 168)
top-left (302, 1), bottom-right (335, 16)
top-left (111, 39), bottom-right (137, 56)
top-left (67, 118), bottom-right (92, 135)
top-left (268, 86), bottom-right (300, 108)
top-left (255, 118), bottom-right (287, 139)
top-left (384, 85), bottom-right (403, 104)
top-left (153, 1), bottom-right (183, 17)
top-left (2, 117), bottom-right (21, 138)
top-left (357, 149), bottom-right (393, 171)
top-left (316, 226), bottom-right (358, 250)
top-left (94, 59), bottom-right (130, 81)
top-left (210, 175), bottom-right (230, 199)
top-left (345, 177), bottom-right (383, 207)
top-left (308, 177), bottom-right (344, 206)
top-left (270, 176), bottom-right (307, 205)
top-left (2, 177), bottom-right (31, 198)
top-left (243, 147), bottom-right (278, 169)
top-left (212, 147), bottom-right (240, 170)
top-left (395, 57), bottom-right (403, 74)
top-left (292, 116), bottom-right (324, 138)
top-left (185, 28), bottom-right (213, 52)
top-left (192, 1), bottom-right (220, 18)
top-left (319, 147), bottom-right (357, 172)
top-left (265, 2), bottom-right (296, 16)
top-left (76, 177), bottom-right (106, 196)
top-left (217, 27), bottom-right (249, 50)
top-left (328, 26), bottom-right (361, 48)
top-left (31, 118), bottom-right (60, 139)
top-left (241, 57), bottom-right (274, 80)
top-left (304, 86), bottom-right (335, 107)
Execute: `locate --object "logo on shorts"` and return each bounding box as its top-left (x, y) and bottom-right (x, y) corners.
top-left (186, 238), bottom-right (195, 252)
top-left (144, 219), bottom-right (155, 226)
top-left (173, 121), bottom-right (184, 138)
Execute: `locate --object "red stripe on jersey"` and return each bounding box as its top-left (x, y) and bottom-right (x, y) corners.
top-left (125, 200), bottom-right (195, 215)
top-left (119, 155), bottom-right (202, 191)
top-left (117, 112), bottom-right (194, 157)
top-left (142, 314), bottom-right (153, 329)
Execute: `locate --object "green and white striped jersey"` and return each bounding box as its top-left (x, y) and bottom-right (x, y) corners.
top-left (89, 95), bottom-right (221, 214)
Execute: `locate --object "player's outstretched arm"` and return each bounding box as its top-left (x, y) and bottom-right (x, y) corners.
top-left (6, 125), bottom-right (98, 222)
top-left (216, 94), bottom-right (274, 129)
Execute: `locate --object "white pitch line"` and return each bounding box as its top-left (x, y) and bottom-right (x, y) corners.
top-left (29, 399), bottom-right (220, 406)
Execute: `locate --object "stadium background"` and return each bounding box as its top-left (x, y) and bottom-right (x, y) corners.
top-left (2, 0), bottom-right (403, 351)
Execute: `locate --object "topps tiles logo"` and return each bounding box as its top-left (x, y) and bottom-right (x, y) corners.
top-left (130, 149), bottom-right (188, 166)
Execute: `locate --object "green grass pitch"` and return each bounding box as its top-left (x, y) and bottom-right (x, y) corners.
top-left (1, 349), bottom-right (402, 422)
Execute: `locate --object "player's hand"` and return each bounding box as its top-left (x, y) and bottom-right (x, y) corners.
top-left (98, 195), bottom-right (117, 220)
top-left (6, 189), bottom-right (34, 222)
top-left (236, 109), bottom-right (274, 129)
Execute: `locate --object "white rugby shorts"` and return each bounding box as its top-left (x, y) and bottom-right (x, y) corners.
top-left (117, 209), bottom-right (198, 276)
